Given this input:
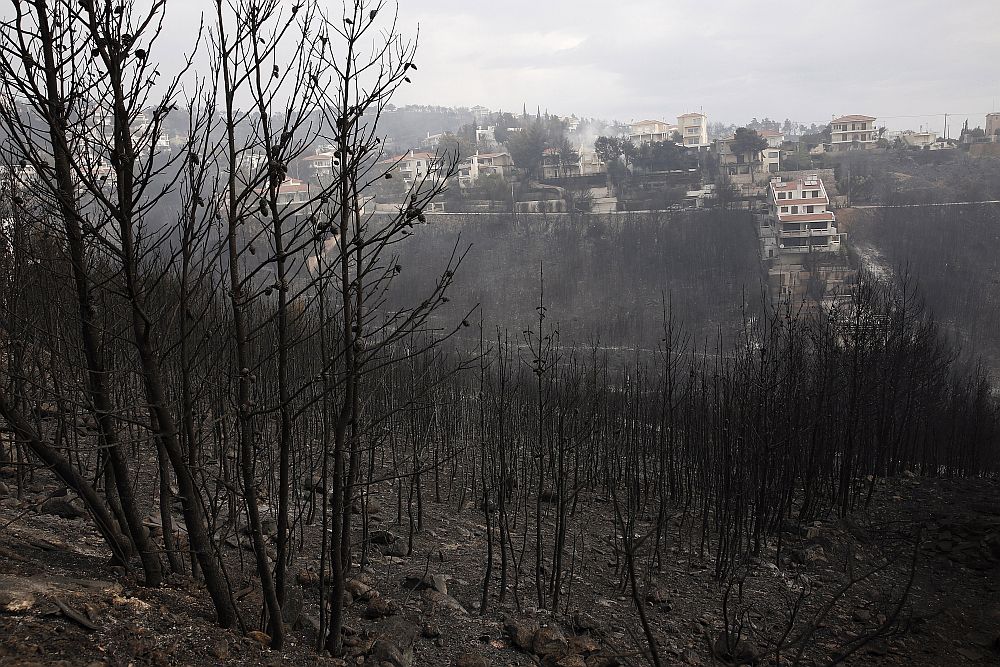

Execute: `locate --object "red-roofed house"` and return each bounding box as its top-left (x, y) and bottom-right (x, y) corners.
top-left (276, 178), bottom-right (311, 207)
top-left (766, 175), bottom-right (841, 255)
top-left (302, 149), bottom-right (339, 181)
top-left (628, 120), bottom-right (678, 145)
top-left (830, 115), bottom-right (877, 152)
top-left (757, 129), bottom-right (785, 148)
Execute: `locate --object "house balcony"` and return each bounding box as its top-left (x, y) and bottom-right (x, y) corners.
top-left (779, 226), bottom-right (834, 238)
top-left (778, 236), bottom-right (841, 253)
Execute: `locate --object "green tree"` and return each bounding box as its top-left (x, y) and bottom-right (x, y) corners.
top-left (635, 140), bottom-right (686, 172)
top-left (594, 135), bottom-right (622, 165)
top-left (730, 127), bottom-right (768, 180)
top-left (594, 136), bottom-right (630, 194)
top-left (438, 132), bottom-right (473, 162)
top-left (492, 112), bottom-right (518, 143)
top-left (507, 121), bottom-right (548, 180)
top-left (552, 134), bottom-right (579, 165)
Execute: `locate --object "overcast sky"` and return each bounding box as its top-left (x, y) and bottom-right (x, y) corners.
top-left (384, 0), bottom-right (1000, 133)
top-left (159, 0), bottom-right (1000, 133)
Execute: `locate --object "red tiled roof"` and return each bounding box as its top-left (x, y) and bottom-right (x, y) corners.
top-left (278, 179), bottom-right (309, 193)
top-left (831, 115), bottom-right (876, 123)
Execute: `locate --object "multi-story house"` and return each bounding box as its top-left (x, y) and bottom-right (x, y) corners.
top-left (470, 105), bottom-right (491, 124)
top-left (475, 126), bottom-right (500, 151)
top-left (986, 112), bottom-right (1000, 139)
top-left (302, 149), bottom-right (340, 182)
top-left (540, 148), bottom-right (582, 179)
top-left (383, 150), bottom-right (447, 186)
top-left (271, 178), bottom-right (369, 221)
top-left (677, 112), bottom-right (709, 148)
top-left (762, 175), bottom-right (852, 307)
top-left (578, 150), bottom-right (606, 176)
top-left (420, 132), bottom-right (446, 150)
top-left (237, 152), bottom-right (268, 177)
top-left (717, 132), bottom-right (780, 186)
top-left (766, 175), bottom-right (841, 256)
top-left (628, 120), bottom-right (677, 145)
top-left (829, 115), bottom-right (877, 151)
top-left (900, 130), bottom-right (937, 149)
top-left (758, 129), bottom-right (785, 148)
top-left (456, 151), bottom-right (513, 188)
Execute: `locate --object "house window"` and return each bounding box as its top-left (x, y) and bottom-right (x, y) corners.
top-left (806, 205), bottom-right (814, 213)
top-left (790, 206), bottom-right (799, 214)
top-left (781, 206), bottom-right (789, 213)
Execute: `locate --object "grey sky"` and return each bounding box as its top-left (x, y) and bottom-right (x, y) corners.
top-left (386, 0), bottom-right (1000, 132)
top-left (159, 0), bottom-right (1000, 133)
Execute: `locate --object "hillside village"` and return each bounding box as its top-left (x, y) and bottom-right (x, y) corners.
top-left (5, 103), bottom-right (999, 312)
top-left (287, 105), bottom-right (1000, 307)
top-left (3, 101), bottom-right (999, 313)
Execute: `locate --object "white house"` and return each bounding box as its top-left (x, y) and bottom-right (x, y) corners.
top-left (578, 150), bottom-right (606, 176)
top-left (628, 120), bottom-right (677, 145)
top-left (766, 175), bottom-right (841, 257)
top-left (302, 149), bottom-right (340, 182)
top-left (470, 105), bottom-right (491, 123)
top-left (476, 126), bottom-right (499, 151)
top-left (829, 115), bottom-right (877, 151)
top-left (717, 133), bottom-right (779, 186)
top-left (758, 129), bottom-right (785, 148)
top-left (899, 130), bottom-right (937, 149)
top-left (986, 113), bottom-right (1000, 139)
top-left (457, 151), bottom-right (513, 188)
top-left (420, 132), bottom-right (446, 150)
top-left (677, 112), bottom-right (709, 148)
top-left (383, 150), bottom-right (447, 186)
